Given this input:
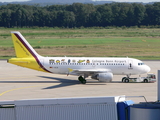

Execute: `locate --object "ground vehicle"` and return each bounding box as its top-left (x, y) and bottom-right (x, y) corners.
top-left (122, 73), bottom-right (156, 83)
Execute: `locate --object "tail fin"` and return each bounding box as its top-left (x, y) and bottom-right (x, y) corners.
top-left (8, 31), bottom-right (51, 73)
top-left (11, 31), bottom-right (40, 58)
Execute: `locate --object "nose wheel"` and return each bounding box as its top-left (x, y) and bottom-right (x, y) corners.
top-left (78, 76), bottom-right (86, 84)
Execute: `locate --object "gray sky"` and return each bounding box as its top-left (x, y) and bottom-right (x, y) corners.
top-left (0, 0), bottom-right (159, 3)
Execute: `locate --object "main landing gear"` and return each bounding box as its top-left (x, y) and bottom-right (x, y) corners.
top-left (78, 76), bottom-right (86, 84)
top-left (122, 75), bottom-right (130, 83)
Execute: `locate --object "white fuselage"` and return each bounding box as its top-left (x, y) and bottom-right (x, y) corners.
top-left (41, 57), bottom-right (150, 76)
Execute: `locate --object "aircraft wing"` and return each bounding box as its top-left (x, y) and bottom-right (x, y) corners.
top-left (68, 68), bottom-right (111, 75)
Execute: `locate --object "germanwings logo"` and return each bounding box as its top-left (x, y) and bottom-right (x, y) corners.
top-left (14, 33), bottom-right (52, 73)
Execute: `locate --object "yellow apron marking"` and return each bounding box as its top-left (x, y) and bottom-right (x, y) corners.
top-left (0, 85), bottom-right (45, 96)
top-left (0, 76), bottom-right (36, 80)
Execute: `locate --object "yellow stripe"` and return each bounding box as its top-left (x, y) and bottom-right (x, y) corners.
top-left (0, 76), bottom-right (36, 80)
top-left (0, 85), bottom-right (44, 96)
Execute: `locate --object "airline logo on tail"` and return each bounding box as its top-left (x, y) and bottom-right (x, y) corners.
top-left (8, 31), bottom-right (51, 73)
top-left (11, 32), bottom-right (35, 58)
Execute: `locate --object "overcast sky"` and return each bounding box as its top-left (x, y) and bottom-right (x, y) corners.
top-left (0, 0), bottom-right (159, 3)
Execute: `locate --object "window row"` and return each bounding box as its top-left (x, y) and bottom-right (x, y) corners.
top-left (49, 63), bottom-right (125, 66)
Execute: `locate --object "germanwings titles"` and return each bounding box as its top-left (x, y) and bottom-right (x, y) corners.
top-left (8, 31), bottom-right (151, 84)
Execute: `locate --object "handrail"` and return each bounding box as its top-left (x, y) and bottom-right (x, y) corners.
top-left (118, 95), bottom-right (148, 103)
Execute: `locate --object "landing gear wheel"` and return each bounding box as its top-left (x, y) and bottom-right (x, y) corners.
top-left (122, 77), bottom-right (127, 82)
top-left (124, 78), bottom-right (129, 83)
top-left (78, 76), bottom-right (86, 84)
top-left (81, 80), bottom-right (86, 84)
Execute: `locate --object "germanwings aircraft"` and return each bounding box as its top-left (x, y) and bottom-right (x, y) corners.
top-left (8, 31), bottom-right (150, 84)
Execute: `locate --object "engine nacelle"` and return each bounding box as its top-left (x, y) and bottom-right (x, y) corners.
top-left (91, 73), bottom-right (113, 82)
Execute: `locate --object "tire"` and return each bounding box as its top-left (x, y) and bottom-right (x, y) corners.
top-left (78, 76), bottom-right (86, 84)
top-left (124, 78), bottom-right (129, 83)
top-left (81, 80), bottom-right (86, 84)
top-left (122, 77), bottom-right (126, 82)
top-left (78, 76), bottom-right (83, 81)
top-left (143, 79), bottom-right (148, 83)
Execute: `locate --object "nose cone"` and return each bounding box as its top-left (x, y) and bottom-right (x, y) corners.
top-left (145, 65), bottom-right (151, 73)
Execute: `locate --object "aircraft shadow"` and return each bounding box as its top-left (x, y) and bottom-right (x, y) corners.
top-left (111, 81), bottom-right (123, 83)
top-left (38, 76), bottom-right (106, 89)
top-left (0, 76), bottom-right (109, 90)
top-left (0, 81), bottom-right (60, 83)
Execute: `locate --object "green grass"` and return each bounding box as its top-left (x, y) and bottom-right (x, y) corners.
top-left (0, 27), bottom-right (160, 60)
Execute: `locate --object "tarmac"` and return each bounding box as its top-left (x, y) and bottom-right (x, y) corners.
top-left (0, 60), bottom-right (159, 103)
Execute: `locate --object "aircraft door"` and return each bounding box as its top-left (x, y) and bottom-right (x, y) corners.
top-left (128, 60), bottom-right (133, 69)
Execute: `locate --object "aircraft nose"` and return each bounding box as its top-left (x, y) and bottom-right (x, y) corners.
top-left (145, 65), bottom-right (151, 73)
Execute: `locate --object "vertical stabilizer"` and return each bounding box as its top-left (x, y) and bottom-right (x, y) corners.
top-left (8, 31), bottom-right (51, 73)
top-left (11, 31), bottom-right (40, 58)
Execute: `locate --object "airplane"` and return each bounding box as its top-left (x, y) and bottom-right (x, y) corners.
top-left (8, 31), bottom-right (151, 84)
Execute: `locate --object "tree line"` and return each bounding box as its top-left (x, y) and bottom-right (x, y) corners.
top-left (0, 2), bottom-right (160, 28)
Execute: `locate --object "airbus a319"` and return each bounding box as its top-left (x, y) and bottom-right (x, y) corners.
top-left (8, 31), bottom-right (150, 84)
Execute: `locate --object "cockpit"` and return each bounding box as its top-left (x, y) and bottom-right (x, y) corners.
top-left (136, 61), bottom-right (150, 74)
top-left (138, 63), bottom-right (145, 65)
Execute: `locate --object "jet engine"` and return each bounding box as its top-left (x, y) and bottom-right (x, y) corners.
top-left (91, 73), bottom-right (113, 82)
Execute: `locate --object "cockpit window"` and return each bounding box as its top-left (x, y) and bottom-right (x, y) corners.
top-left (138, 63), bottom-right (145, 65)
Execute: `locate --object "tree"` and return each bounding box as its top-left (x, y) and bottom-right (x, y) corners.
top-left (69, 3), bottom-right (95, 27)
top-left (89, 11), bottom-right (101, 26)
top-left (132, 3), bottom-right (146, 26)
top-left (97, 4), bottom-right (113, 26)
top-left (62, 11), bottom-right (75, 28)
top-left (0, 3), bottom-right (159, 28)
top-left (1, 9), bottom-right (12, 27)
top-left (152, 3), bottom-right (160, 25)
